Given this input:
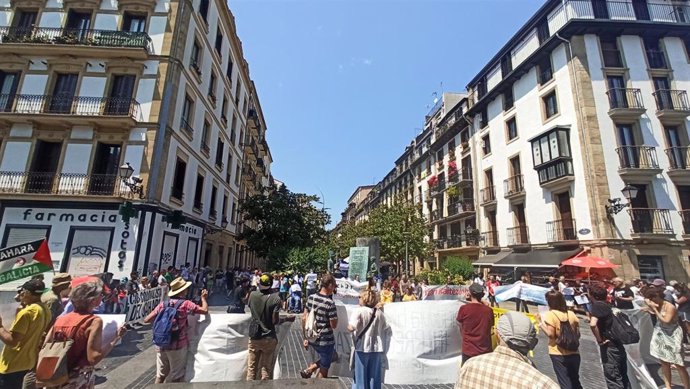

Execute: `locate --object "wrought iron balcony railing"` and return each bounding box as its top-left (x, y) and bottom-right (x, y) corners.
top-left (628, 208), bottom-right (673, 234)
top-left (615, 146), bottom-right (659, 169)
top-left (652, 90), bottom-right (690, 112)
top-left (503, 175), bottom-right (524, 197)
top-left (546, 219), bottom-right (578, 242)
top-left (681, 210), bottom-right (690, 235)
top-left (481, 230), bottom-right (499, 247)
top-left (666, 147), bottom-right (690, 170)
top-left (446, 199), bottom-right (475, 217)
top-left (507, 226), bottom-right (530, 246)
top-left (606, 88), bottom-right (644, 110)
top-left (435, 234), bottom-right (480, 250)
top-left (0, 171), bottom-right (127, 196)
top-left (480, 185), bottom-right (496, 204)
top-left (0, 26), bottom-right (150, 49)
top-left (0, 94), bottom-right (140, 119)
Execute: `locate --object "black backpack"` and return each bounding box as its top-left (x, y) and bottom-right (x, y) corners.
top-left (555, 312), bottom-right (580, 351)
top-left (607, 309), bottom-right (640, 345)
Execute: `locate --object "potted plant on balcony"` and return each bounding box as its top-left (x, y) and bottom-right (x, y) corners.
top-left (446, 184), bottom-right (459, 198)
top-left (427, 175), bottom-right (438, 188)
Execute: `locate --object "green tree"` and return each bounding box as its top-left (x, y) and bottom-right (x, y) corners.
top-left (238, 185), bottom-right (330, 270)
top-left (285, 245), bottom-right (329, 274)
top-left (442, 255), bottom-right (474, 280)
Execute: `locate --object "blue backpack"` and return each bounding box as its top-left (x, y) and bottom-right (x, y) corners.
top-left (152, 299), bottom-right (184, 347)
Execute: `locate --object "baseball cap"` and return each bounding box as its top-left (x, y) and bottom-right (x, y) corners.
top-left (259, 274), bottom-right (272, 290)
top-left (469, 283), bottom-right (484, 295)
top-left (21, 279), bottom-right (46, 295)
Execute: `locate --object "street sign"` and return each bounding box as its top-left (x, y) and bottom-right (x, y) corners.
top-left (348, 247), bottom-right (369, 281)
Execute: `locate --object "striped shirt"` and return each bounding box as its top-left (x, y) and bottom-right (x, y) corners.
top-left (306, 293), bottom-right (337, 346)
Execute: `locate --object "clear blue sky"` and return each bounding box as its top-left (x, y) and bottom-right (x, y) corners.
top-left (229, 0), bottom-right (544, 227)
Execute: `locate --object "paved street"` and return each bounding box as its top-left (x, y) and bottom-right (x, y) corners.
top-left (93, 292), bottom-right (615, 389)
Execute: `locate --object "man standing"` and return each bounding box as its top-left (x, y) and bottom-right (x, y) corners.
top-left (456, 312), bottom-right (558, 389)
top-left (0, 280), bottom-right (50, 388)
top-left (610, 278), bottom-right (634, 309)
top-left (305, 270), bottom-right (318, 299)
top-left (228, 277), bottom-right (250, 313)
top-left (486, 275), bottom-right (500, 308)
top-left (247, 275), bottom-right (294, 380)
top-left (301, 274), bottom-right (338, 379)
top-left (144, 277), bottom-right (208, 383)
top-left (589, 284), bottom-right (631, 389)
top-left (41, 273), bottom-right (71, 327)
top-left (558, 276), bottom-right (567, 293)
top-left (457, 283), bottom-right (494, 364)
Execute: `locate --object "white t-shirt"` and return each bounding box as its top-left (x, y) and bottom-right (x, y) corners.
top-left (290, 284), bottom-right (302, 293)
top-left (305, 273), bottom-right (317, 288)
top-left (158, 275), bottom-right (167, 285)
top-left (558, 282), bottom-right (566, 292)
top-left (272, 279), bottom-right (280, 289)
top-left (348, 306), bottom-right (390, 353)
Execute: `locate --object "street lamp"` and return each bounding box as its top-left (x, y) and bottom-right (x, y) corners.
top-left (402, 231), bottom-right (411, 276)
top-left (606, 184), bottom-right (639, 215)
top-left (118, 162), bottom-right (144, 198)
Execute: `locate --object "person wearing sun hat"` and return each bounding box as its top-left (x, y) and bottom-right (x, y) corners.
top-left (144, 277), bottom-right (208, 383)
top-left (42, 272), bottom-right (72, 328)
top-left (0, 279), bottom-right (50, 388)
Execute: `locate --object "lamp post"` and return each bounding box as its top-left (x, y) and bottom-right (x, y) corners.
top-left (118, 162), bottom-right (145, 198)
top-left (606, 184), bottom-right (639, 215)
top-left (403, 231), bottom-right (411, 276)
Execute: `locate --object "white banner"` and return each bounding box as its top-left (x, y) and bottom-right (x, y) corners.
top-left (124, 286), bottom-right (167, 324)
top-left (493, 282), bottom-right (550, 305)
top-left (334, 278), bottom-right (368, 304)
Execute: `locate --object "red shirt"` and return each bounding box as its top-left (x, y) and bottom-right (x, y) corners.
top-left (456, 302), bottom-right (494, 357)
top-left (52, 312), bottom-right (98, 371)
top-left (151, 298), bottom-right (203, 350)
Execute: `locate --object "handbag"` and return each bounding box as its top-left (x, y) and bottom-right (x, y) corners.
top-left (36, 315), bottom-right (94, 387)
top-left (349, 308), bottom-right (377, 371)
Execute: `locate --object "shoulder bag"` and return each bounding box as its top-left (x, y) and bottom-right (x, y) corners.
top-left (349, 308), bottom-right (378, 371)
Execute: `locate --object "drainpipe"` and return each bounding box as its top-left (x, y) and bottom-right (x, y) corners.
top-left (555, 33), bottom-right (603, 239)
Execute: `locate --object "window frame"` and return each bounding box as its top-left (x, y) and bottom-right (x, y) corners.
top-left (506, 116), bottom-right (518, 142)
top-left (542, 90), bottom-right (559, 120)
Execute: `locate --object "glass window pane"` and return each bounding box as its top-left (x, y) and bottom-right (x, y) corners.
top-left (558, 130), bottom-right (570, 156)
top-left (549, 132), bottom-right (560, 158)
top-left (532, 140), bottom-right (542, 165)
top-left (540, 136), bottom-right (550, 162)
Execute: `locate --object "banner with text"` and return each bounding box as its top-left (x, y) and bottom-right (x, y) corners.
top-left (0, 239), bottom-right (53, 285)
top-left (124, 286), bottom-right (168, 324)
top-left (421, 285), bottom-right (469, 300)
top-left (493, 281), bottom-right (549, 305)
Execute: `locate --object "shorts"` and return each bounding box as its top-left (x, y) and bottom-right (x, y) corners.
top-left (679, 311), bottom-right (690, 322)
top-left (311, 343), bottom-right (335, 369)
top-left (156, 346), bottom-right (188, 382)
top-left (279, 292), bottom-right (288, 301)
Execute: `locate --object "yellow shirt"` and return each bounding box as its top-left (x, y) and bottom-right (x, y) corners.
top-left (0, 303), bottom-right (49, 373)
top-left (543, 310), bottom-right (579, 356)
top-left (402, 294), bottom-right (417, 302)
top-left (381, 290), bottom-right (393, 304)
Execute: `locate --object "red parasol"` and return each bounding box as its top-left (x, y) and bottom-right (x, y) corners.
top-left (561, 255), bottom-right (619, 269)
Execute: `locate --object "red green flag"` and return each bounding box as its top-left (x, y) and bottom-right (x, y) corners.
top-left (0, 239), bottom-right (53, 285)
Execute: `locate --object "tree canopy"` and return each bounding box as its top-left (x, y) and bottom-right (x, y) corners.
top-left (238, 185), bottom-right (330, 270)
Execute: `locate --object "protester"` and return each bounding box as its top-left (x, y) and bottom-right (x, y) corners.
top-left (456, 283), bottom-right (493, 365)
top-left (643, 287), bottom-right (690, 389)
top-left (44, 279), bottom-right (127, 388)
top-left (140, 276), bottom-right (151, 289)
top-left (402, 286), bottom-right (417, 302)
top-left (485, 275), bottom-right (499, 308)
top-left (455, 311), bottom-right (558, 389)
top-left (42, 272), bottom-right (72, 328)
top-left (127, 271), bottom-right (141, 294)
top-left (144, 277), bottom-right (208, 383)
top-left (279, 275), bottom-right (289, 311)
top-left (516, 273), bottom-right (531, 313)
top-left (247, 275), bottom-right (295, 380)
top-left (538, 290), bottom-right (582, 389)
top-left (150, 270), bottom-right (160, 288)
top-left (399, 275), bottom-right (411, 297)
top-left (0, 280), bottom-right (50, 388)
top-left (610, 278), bottom-right (634, 309)
top-left (288, 280), bottom-right (303, 313)
top-left (588, 284), bottom-right (631, 389)
top-left (228, 277), bottom-right (250, 313)
top-left (380, 281), bottom-right (394, 304)
top-left (305, 270), bottom-right (318, 299)
top-left (301, 274), bottom-right (338, 379)
top-left (348, 285), bottom-right (390, 389)
top-left (414, 278), bottom-right (424, 300)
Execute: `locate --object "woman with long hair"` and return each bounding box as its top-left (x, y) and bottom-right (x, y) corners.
top-left (538, 290), bottom-right (582, 389)
top-left (347, 286), bottom-right (391, 389)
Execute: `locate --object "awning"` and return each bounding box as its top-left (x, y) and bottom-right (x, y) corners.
top-left (473, 250), bottom-right (511, 266)
top-left (492, 248), bottom-right (582, 268)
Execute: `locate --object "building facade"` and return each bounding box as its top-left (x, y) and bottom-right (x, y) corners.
top-left (0, 0), bottom-right (271, 289)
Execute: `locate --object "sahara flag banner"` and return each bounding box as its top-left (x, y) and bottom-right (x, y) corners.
top-left (0, 239), bottom-right (53, 285)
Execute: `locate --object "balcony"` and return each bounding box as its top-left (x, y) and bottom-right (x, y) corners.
top-left (435, 234), bottom-right (480, 251)
top-left (666, 147), bottom-right (690, 184)
top-left (606, 88), bottom-right (646, 120)
top-left (628, 208), bottom-right (674, 240)
top-left (615, 146), bottom-right (662, 179)
top-left (557, 1), bottom-right (690, 25)
top-left (481, 230), bottom-right (499, 249)
top-left (0, 171), bottom-right (128, 197)
top-left (446, 199), bottom-right (475, 219)
top-left (458, 168), bottom-right (473, 187)
top-left (680, 210), bottom-right (690, 240)
top-left (507, 226), bottom-right (530, 248)
top-left (546, 219), bottom-right (578, 247)
top-left (0, 94), bottom-right (140, 128)
top-left (535, 158), bottom-right (574, 191)
top-left (430, 209), bottom-right (441, 223)
top-left (480, 185), bottom-right (496, 207)
top-left (503, 175), bottom-right (525, 200)
top-left (652, 90), bottom-right (690, 123)
top-left (447, 170), bottom-right (459, 185)
top-left (0, 26), bottom-right (150, 59)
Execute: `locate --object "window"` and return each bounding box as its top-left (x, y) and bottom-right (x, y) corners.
top-left (122, 12), bottom-right (146, 32)
top-left (637, 255), bottom-right (664, 281)
top-left (234, 83), bottom-right (241, 105)
top-left (11, 9), bottom-right (38, 34)
top-left (201, 120), bottom-right (210, 153)
top-left (198, 0), bottom-right (209, 22)
top-left (480, 109), bottom-right (488, 128)
top-left (436, 150), bottom-right (443, 163)
top-left (226, 154), bottom-right (233, 183)
top-left (242, 97), bottom-right (248, 116)
top-left (226, 56), bottom-right (234, 81)
top-left (0, 71), bottom-right (20, 111)
top-left (193, 174), bottom-right (204, 210)
top-left (209, 185), bottom-right (217, 218)
top-left (221, 95), bottom-right (228, 123)
top-left (181, 95), bottom-right (193, 135)
top-left (215, 138), bottom-right (224, 168)
top-left (222, 194), bottom-right (228, 220)
top-left (543, 91), bottom-right (558, 119)
top-left (482, 134), bottom-right (491, 156)
top-left (600, 37), bottom-right (622, 68)
top-left (503, 86), bottom-right (514, 111)
top-left (531, 127), bottom-right (573, 184)
top-left (190, 40), bottom-right (201, 76)
top-left (215, 27), bottom-right (223, 57)
top-left (231, 200), bottom-right (237, 223)
top-left (234, 165), bottom-right (241, 185)
top-left (506, 117), bottom-right (518, 141)
top-left (644, 38), bottom-right (667, 69)
top-left (476, 77), bottom-right (487, 100)
top-left (208, 72), bottom-right (217, 104)
top-left (172, 159), bottom-right (186, 200)
top-left (230, 114), bottom-right (237, 144)
top-left (536, 17), bottom-right (549, 44)
top-left (537, 56), bottom-right (553, 85)
top-left (106, 75), bottom-right (135, 115)
top-left (501, 55), bottom-right (512, 76)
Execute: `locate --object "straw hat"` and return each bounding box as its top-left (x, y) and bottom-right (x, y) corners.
top-left (168, 277), bottom-right (192, 297)
top-left (52, 273), bottom-right (72, 288)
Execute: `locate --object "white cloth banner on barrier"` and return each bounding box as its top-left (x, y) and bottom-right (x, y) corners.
top-left (493, 282), bottom-right (549, 305)
top-left (334, 278), bottom-right (368, 304)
